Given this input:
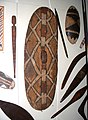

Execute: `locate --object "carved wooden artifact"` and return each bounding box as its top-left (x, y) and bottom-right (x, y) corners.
top-left (0, 100), bottom-right (34, 120)
top-left (0, 6), bottom-right (4, 50)
top-left (51, 86), bottom-right (87, 118)
top-left (0, 71), bottom-right (15, 89)
top-left (12, 15), bottom-right (16, 78)
top-left (65, 6), bottom-right (80, 44)
top-left (24, 7), bottom-right (58, 110)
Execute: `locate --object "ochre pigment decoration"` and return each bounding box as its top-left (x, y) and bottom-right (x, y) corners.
top-left (24, 7), bottom-right (58, 110)
top-left (65, 6), bottom-right (80, 44)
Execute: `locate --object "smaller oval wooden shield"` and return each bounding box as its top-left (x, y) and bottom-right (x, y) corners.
top-left (24, 7), bottom-right (58, 110)
top-left (65, 6), bottom-right (80, 44)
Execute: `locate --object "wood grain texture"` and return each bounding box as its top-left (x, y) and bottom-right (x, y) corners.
top-left (0, 6), bottom-right (4, 50)
top-left (24, 7), bottom-right (58, 110)
top-left (12, 16), bottom-right (16, 78)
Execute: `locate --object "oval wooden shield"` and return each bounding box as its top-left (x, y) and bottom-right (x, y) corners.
top-left (24, 7), bottom-right (58, 110)
top-left (65, 6), bottom-right (80, 44)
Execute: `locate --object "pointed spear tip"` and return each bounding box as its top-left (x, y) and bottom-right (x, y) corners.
top-left (54, 8), bottom-right (57, 14)
top-left (54, 8), bottom-right (56, 11)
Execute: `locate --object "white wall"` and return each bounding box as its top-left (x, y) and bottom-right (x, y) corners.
top-left (0, 0), bottom-right (87, 120)
top-left (50, 0), bottom-right (87, 120)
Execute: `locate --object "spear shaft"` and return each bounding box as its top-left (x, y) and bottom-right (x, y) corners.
top-left (55, 8), bottom-right (68, 58)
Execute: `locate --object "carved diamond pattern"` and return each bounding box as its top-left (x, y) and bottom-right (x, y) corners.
top-left (26, 32), bottom-right (38, 56)
top-left (24, 7), bottom-right (58, 110)
top-left (25, 60), bottom-right (37, 83)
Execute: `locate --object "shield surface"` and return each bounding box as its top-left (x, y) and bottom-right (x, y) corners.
top-left (24, 7), bottom-right (58, 110)
top-left (65, 6), bottom-right (80, 44)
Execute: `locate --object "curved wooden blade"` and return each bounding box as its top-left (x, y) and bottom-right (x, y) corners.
top-left (51, 86), bottom-right (87, 119)
top-left (78, 95), bottom-right (88, 120)
top-left (0, 100), bottom-right (34, 120)
top-left (61, 64), bottom-right (87, 102)
top-left (0, 71), bottom-right (15, 89)
top-left (61, 51), bottom-right (86, 89)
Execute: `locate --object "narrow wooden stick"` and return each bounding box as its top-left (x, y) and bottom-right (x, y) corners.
top-left (0, 6), bottom-right (4, 51)
top-left (12, 16), bottom-right (16, 78)
top-left (55, 8), bottom-right (68, 58)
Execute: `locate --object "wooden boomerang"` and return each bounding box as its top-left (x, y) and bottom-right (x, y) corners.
top-left (61, 64), bottom-right (87, 102)
top-left (0, 100), bottom-right (34, 120)
top-left (51, 86), bottom-right (87, 119)
top-left (61, 51), bottom-right (86, 89)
